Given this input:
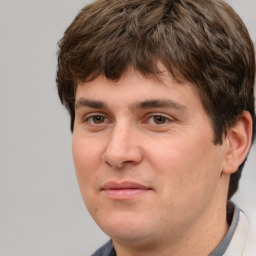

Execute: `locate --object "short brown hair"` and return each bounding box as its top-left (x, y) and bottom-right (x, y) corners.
top-left (56, 0), bottom-right (255, 199)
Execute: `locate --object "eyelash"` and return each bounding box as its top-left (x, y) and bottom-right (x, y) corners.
top-left (84, 114), bottom-right (108, 125)
top-left (145, 114), bottom-right (171, 125)
top-left (83, 113), bottom-right (172, 126)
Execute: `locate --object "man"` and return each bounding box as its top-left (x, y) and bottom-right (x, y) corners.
top-left (56, 0), bottom-right (255, 255)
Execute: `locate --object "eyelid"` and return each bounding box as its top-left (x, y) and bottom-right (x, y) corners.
top-left (144, 113), bottom-right (174, 124)
top-left (86, 116), bottom-right (106, 124)
top-left (83, 112), bottom-right (110, 123)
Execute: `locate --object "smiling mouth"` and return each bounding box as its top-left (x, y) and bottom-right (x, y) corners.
top-left (102, 181), bottom-right (152, 200)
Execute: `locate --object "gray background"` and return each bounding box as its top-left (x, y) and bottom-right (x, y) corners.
top-left (0, 0), bottom-right (255, 255)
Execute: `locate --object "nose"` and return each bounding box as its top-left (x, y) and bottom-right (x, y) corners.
top-left (102, 123), bottom-right (143, 168)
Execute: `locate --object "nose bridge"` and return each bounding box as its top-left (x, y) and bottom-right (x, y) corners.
top-left (110, 121), bottom-right (130, 150)
top-left (103, 119), bottom-right (142, 167)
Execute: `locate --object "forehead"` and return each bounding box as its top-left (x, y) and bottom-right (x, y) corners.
top-left (75, 68), bottom-right (200, 105)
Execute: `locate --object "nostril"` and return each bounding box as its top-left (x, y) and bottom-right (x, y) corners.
top-left (103, 155), bottom-right (136, 169)
top-left (123, 160), bottom-right (133, 165)
top-left (104, 160), bottom-right (131, 169)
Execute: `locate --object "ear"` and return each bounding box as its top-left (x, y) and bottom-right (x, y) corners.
top-left (222, 111), bottom-right (253, 174)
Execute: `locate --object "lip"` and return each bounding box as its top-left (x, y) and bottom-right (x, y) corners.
top-left (102, 181), bottom-right (152, 200)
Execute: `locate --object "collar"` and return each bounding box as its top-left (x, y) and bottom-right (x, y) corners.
top-left (210, 201), bottom-right (248, 256)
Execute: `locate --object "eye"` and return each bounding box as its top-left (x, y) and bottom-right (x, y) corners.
top-left (86, 115), bottom-right (107, 124)
top-left (148, 115), bottom-right (169, 125)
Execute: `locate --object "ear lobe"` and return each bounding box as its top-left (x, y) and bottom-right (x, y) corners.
top-left (222, 111), bottom-right (253, 174)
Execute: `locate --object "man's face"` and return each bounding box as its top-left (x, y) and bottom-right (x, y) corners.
top-left (72, 68), bottom-right (228, 246)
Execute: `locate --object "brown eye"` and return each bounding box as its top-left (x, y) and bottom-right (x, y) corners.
top-left (148, 115), bottom-right (168, 125)
top-left (86, 115), bottom-right (106, 124)
top-left (153, 116), bottom-right (167, 124)
top-left (93, 116), bottom-right (105, 124)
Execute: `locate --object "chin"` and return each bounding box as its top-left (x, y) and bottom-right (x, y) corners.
top-left (96, 213), bottom-right (153, 242)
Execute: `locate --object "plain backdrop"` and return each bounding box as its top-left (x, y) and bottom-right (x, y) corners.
top-left (0, 0), bottom-right (255, 255)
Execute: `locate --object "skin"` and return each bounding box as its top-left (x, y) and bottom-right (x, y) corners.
top-left (72, 68), bottom-right (252, 256)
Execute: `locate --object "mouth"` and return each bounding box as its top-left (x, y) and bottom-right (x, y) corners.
top-left (101, 181), bottom-right (152, 200)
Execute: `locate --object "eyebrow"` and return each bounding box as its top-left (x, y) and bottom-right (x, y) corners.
top-left (75, 98), bottom-right (107, 109)
top-left (75, 98), bottom-right (187, 113)
top-left (134, 99), bottom-right (187, 112)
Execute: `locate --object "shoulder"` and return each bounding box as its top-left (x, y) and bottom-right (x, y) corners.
top-left (224, 204), bottom-right (256, 256)
top-left (243, 208), bottom-right (256, 255)
top-left (91, 240), bottom-right (116, 256)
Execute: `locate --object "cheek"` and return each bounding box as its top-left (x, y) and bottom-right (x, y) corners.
top-left (72, 136), bottom-right (103, 197)
top-left (72, 136), bottom-right (101, 172)
top-left (151, 136), bottom-right (223, 197)
top-left (72, 137), bottom-right (104, 214)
